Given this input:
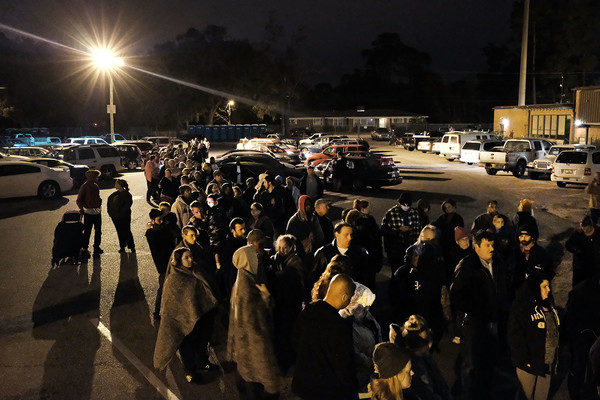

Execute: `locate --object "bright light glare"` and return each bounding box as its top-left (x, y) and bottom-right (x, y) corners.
top-left (228, 100), bottom-right (235, 106)
top-left (575, 119), bottom-right (583, 127)
top-left (501, 117), bottom-right (510, 128)
top-left (91, 48), bottom-right (124, 70)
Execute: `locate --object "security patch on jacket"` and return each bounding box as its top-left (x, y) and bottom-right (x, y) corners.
top-left (537, 321), bottom-right (545, 329)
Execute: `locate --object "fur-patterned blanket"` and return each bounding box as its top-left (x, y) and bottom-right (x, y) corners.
top-left (153, 264), bottom-right (217, 370)
top-left (226, 268), bottom-right (283, 394)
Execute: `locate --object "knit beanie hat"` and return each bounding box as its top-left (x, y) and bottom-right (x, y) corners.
top-left (454, 226), bottom-right (469, 242)
top-left (372, 342), bottom-right (411, 379)
top-left (397, 192), bottom-right (412, 206)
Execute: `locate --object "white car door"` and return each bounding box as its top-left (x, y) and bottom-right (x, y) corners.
top-left (533, 141), bottom-right (545, 160)
top-left (0, 163), bottom-right (42, 197)
top-left (78, 147), bottom-right (98, 168)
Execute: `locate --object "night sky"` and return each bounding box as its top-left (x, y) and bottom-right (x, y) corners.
top-left (2, 0), bottom-right (517, 83)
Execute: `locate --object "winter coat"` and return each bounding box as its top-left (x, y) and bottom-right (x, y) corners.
top-left (514, 244), bottom-right (555, 291)
top-left (563, 277), bottom-right (600, 344)
top-left (107, 190), bottom-right (132, 221)
top-left (227, 264), bottom-right (283, 393)
top-left (471, 212), bottom-right (512, 233)
top-left (171, 195), bottom-right (191, 229)
top-left (508, 283), bottom-right (561, 376)
top-left (76, 180), bottom-right (101, 210)
top-left (513, 211), bottom-right (539, 239)
top-left (444, 244), bottom-right (473, 285)
top-left (565, 228), bottom-right (600, 286)
top-left (311, 240), bottom-right (370, 287)
top-left (286, 197), bottom-right (324, 256)
top-left (250, 215), bottom-right (275, 239)
top-left (292, 300), bottom-right (359, 400)
top-left (299, 174), bottom-right (324, 199)
top-left (159, 176), bottom-right (179, 200)
top-left (318, 214), bottom-right (334, 244)
top-left (351, 214), bottom-right (383, 273)
top-left (153, 262), bottom-right (218, 370)
top-left (267, 252), bottom-right (305, 372)
top-left (403, 353), bottom-right (451, 400)
top-left (450, 253), bottom-right (511, 327)
top-left (432, 211), bottom-right (465, 255)
top-left (145, 224), bottom-right (176, 275)
top-left (254, 185), bottom-right (294, 232)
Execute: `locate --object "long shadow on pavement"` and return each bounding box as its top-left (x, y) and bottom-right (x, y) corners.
top-left (0, 197), bottom-right (69, 220)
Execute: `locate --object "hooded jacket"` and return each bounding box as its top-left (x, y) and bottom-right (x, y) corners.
top-left (508, 279), bottom-right (561, 376)
top-left (292, 300), bottom-right (358, 400)
top-left (107, 190), bottom-right (133, 221)
top-left (171, 195), bottom-right (191, 229)
top-left (286, 195), bottom-right (324, 256)
top-left (76, 179), bottom-right (102, 210)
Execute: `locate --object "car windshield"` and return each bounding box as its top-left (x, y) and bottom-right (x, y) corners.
top-left (549, 146), bottom-right (569, 156)
top-left (72, 139), bottom-right (85, 144)
top-left (267, 145), bottom-right (284, 153)
top-left (504, 141), bottom-right (531, 152)
top-left (556, 151), bottom-right (588, 164)
top-left (462, 142), bottom-right (480, 150)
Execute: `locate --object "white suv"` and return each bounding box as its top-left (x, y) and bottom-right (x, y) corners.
top-left (68, 137), bottom-right (109, 145)
top-left (0, 161), bottom-right (73, 199)
top-left (62, 145), bottom-right (124, 177)
top-left (552, 149), bottom-right (600, 187)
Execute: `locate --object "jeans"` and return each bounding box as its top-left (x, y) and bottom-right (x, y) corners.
top-left (112, 217), bottom-right (134, 249)
top-left (83, 213), bottom-right (102, 250)
top-left (146, 179), bottom-right (159, 203)
top-left (154, 273), bottom-right (165, 317)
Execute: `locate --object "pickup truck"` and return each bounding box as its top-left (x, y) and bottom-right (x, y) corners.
top-left (11, 134), bottom-right (62, 146)
top-left (479, 138), bottom-right (553, 177)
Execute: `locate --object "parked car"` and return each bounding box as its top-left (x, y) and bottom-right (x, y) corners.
top-left (528, 144), bottom-right (595, 180)
top-left (112, 143), bottom-right (143, 170)
top-left (318, 153), bottom-right (402, 191)
top-left (217, 150), bottom-right (304, 179)
top-left (402, 133), bottom-right (438, 151)
top-left (551, 149), bottom-right (600, 187)
top-left (142, 136), bottom-right (187, 149)
top-left (371, 128), bottom-right (392, 141)
top-left (305, 143), bottom-right (369, 167)
top-left (101, 133), bottom-right (127, 142)
top-left (431, 141), bottom-right (443, 154)
top-left (237, 138), bottom-right (302, 164)
top-left (479, 138), bottom-right (553, 177)
top-left (68, 137), bottom-right (109, 145)
top-left (27, 157), bottom-right (89, 187)
top-left (438, 131), bottom-right (498, 161)
top-left (118, 140), bottom-right (155, 156)
top-left (11, 134), bottom-right (62, 146)
top-left (0, 160), bottom-right (73, 199)
top-left (459, 140), bottom-right (505, 165)
top-left (60, 144), bottom-right (124, 178)
top-left (3, 146), bottom-right (51, 157)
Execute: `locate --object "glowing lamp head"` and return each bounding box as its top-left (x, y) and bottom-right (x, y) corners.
top-left (227, 100), bottom-right (235, 107)
top-left (501, 118), bottom-right (510, 129)
top-left (575, 119), bottom-right (584, 127)
top-left (91, 48), bottom-right (124, 70)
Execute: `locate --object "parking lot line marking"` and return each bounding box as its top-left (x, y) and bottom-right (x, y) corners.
top-left (90, 318), bottom-right (181, 400)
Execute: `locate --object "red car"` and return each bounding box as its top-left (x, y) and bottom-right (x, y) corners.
top-left (305, 144), bottom-right (368, 167)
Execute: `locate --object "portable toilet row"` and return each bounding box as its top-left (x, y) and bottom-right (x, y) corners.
top-left (187, 124), bottom-right (267, 142)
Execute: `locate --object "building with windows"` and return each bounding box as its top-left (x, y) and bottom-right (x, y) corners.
top-left (572, 86), bottom-right (600, 144)
top-left (492, 104), bottom-right (574, 142)
top-left (289, 109), bottom-right (428, 132)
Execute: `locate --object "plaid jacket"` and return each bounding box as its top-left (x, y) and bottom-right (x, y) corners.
top-left (381, 205), bottom-right (422, 245)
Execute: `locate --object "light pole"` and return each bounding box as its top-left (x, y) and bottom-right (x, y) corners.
top-left (91, 48), bottom-right (124, 143)
top-left (226, 100), bottom-right (235, 125)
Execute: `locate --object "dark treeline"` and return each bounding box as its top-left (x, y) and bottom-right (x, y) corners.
top-left (0, 0), bottom-right (599, 131)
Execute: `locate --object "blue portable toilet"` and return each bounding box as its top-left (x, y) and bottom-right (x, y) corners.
top-left (187, 125), bottom-right (195, 136)
top-left (235, 125), bottom-right (242, 140)
top-left (242, 125), bottom-right (250, 139)
top-left (205, 126), bottom-right (213, 141)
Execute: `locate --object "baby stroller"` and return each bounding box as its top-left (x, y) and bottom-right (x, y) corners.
top-left (51, 211), bottom-right (85, 267)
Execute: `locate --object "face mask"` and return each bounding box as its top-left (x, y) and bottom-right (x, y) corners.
top-left (520, 239), bottom-right (533, 246)
top-left (400, 204), bottom-right (410, 211)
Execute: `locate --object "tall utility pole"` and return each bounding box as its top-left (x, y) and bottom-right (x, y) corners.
top-left (518, 0), bottom-right (530, 106)
top-left (108, 75), bottom-right (116, 143)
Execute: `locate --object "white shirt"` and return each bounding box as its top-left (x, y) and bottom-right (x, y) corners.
top-left (338, 246), bottom-right (348, 256)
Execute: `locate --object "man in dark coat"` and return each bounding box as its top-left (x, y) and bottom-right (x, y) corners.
top-left (254, 174), bottom-right (294, 236)
top-left (315, 199), bottom-right (334, 244)
top-left (563, 275), bottom-right (600, 400)
top-left (299, 166), bottom-right (324, 200)
top-left (433, 198), bottom-right (465, 262)
top-left (311, 222), bottom-right (370, 288)
top-left (565, 216), bottom-right (600, 287)
top-left (450, 229), bottom-right (511, 399)
top-left (145, 209), bottom-right (177, 320)
top-left (216, 217), bottom-right (247, 296)
top-left (514, 225), bottom-right (554, 293)
top-left (286, 195), bottom-right (324, 260)
top-left (292, 274), bottom-right (358, 400)
top-left (471, 200), bottom-right (512, 233)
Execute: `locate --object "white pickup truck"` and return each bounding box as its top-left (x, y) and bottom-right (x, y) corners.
top-left (479, 138), bottom-right (553, 177)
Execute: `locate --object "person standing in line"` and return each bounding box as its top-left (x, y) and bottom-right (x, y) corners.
top-left (107, 179), bottom-right (135, 253)
top-left (77, 170), bottom-right (103, 259)
top-left (585, 172), bottom-right (600, 226)
top-left (381, 192), bottom-right (422, 274)
top-left (471, 200), bottom-right (512, 233)
top-left (145, 208), bottom-right (177, 321)
top-left (508, 273), bottom-right (561, 400)
top-left (365, 342), bottom-right (414, 400)
top-left (513, 199), bottom-right (539, 239)
top-left (172, 185), bottom-right (193, 230)
top-left (292, 274), bottom-right (358, 400)
top-left (299, 165), bottom-right (324, 200)
top-left (565, 216), bottom-right (600, 287)
top-left (315, 199), bottom-right (334, 244)
top-left (144, 154), bottom-right (160, 204)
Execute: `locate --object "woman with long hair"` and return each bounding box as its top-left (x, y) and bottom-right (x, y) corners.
top-left (107, 179), bottom-right (135, 253)
top-left (250, 202), bottom-right (275, 239)
top-left (366, 342), bottom-right (413, 400)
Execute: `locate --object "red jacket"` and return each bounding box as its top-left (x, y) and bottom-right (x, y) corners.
top-left (77, 180), bottom-right (102, 210)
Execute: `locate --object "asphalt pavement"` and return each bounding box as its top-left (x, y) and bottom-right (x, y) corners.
top-left (0, 138), bottom-right (586, 399)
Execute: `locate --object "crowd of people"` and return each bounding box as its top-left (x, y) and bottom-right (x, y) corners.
top-left (72, 137), bottom-right (600, 400)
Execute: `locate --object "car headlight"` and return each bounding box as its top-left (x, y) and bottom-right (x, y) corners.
top-left (286, 150), bottom-right (294, 155)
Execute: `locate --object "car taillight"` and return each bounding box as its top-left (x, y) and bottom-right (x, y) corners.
top-left (585, 168), bottom-right (592, 176)
top-left (552, 166), bottom-right (555, 174)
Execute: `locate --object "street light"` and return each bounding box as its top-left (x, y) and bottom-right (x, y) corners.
top-left (226, 100), bottom-right (235, 125)
top-left (91, 48), bottom-right (124, 143)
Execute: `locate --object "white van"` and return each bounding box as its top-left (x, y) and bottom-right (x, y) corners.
top-left (438, 131), bottom-right (497, 161)
top-left (551, 149), bottom-right (600, 187)
top-left (460, 140), bottom-right (504, 165)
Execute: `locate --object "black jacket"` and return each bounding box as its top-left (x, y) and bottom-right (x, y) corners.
top-left (433, 211), bottom-right (465, 254)
top-left (292, 300), bottom-right (358, 400)
top-left (508, 283), bottom-right (561, 376)
top-left (318, 214), bottom-right (334, 244)
top-left (159, 176), bottom-right (180, 200)
top-left (563, 277), bottom-right (600, 343)
top-left (254, 186), bottom-right (294, 231)
top-left (299, 174), bottom-right (324, 199)
top-left (514, 244), bottom-right (554, 291)
top-left (107, 190), bottom-right (132, 221)
top-left (310, 240), bottom-right (370, 286)
top-left (450, 253), bottom-right (510, 326)
top-left (565, 228), bottom-right (600, 286)
top-left (145, 224), bottom-right (176, 275)
top-left (471, 212), bottom-right (512, 233)
top-left (513, 211), bottom-right (539, 239)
